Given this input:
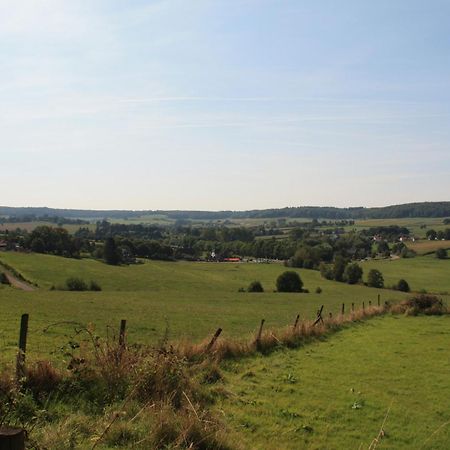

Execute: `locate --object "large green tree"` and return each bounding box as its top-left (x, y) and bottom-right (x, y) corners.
top-left (103, 237), bottom-right (121, 265)
top-left (367, 269), bottom-right (384, 288)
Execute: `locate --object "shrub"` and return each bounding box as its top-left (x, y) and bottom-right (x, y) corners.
top-left (436, 248), bottom-right (448, 259)
top-left (397, 279), bottom-right (410, 292)
top-left (276, 271), bottom-right (303, 293)
top-left (315, 286), bottom-right (322, 294)
top-left (367, 269), bottom-right (384, 288)
top-left (0, 272), bottom-right (10, 285)
top-left (89, 280), bottom-right (102, 291)
top-left (247, 281), bottom-right (264, 293)
top-left (343, 263), bottom-right (363, 284)
top-left (319, 263), bottom-right (333, 280)
top-left (65, 277), bottom-right (88, 291)
top-left (392, 294), bottom-right (447, 316)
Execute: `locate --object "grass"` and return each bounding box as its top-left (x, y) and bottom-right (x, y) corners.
top-left (0, 221), bottom-right (94, 233)
top-left (406, 239), bottom-right (450, 255)
top-left (217, 314), bottom-right (450, 449)
top-left (0, 252), bottom-right (407, 364)
top-left (361, 255), bottom-right (450, 294)
top-left (351, 217), bottom-right (449, 238)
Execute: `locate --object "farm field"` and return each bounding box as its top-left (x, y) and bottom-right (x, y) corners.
top-left (0, 221), bottom-right (95, 233)
top-left (0, 252), bottom-right (407, 365)
top-left (406, 239), bottom-right (450, 255)
top-left (361, 255), bottom-right (450, 294)
top-left (218, 315), bottom-right (450, 449)
top-left (351, 217), bottom-right (449, 238)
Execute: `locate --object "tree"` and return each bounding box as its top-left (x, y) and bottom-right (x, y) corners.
top-left (333, 255), bottom-right (347, 282)
top-left (276, 271), bottom-right (303, 292)
top-left (397, 279), bottom-right (410, 292)
top-left (367, 269), bottom-right (384, 288)
top-left (426, 229), bottom-right (437, 240)
top-left (103, 237), bottom-right (121, 265)
top-left (319, 262), bottom-right (334, 280)
top-left (436, 248), bottom-right (448, 259)
top-left (343, 263), bottom-right (363, 284)
top-left (247, 281), bottom-right (264, 292)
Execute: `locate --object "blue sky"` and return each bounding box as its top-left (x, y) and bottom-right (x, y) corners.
top-left (1, 0), bottom-right (449, 210)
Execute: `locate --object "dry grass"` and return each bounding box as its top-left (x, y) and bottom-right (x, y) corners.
top-left (175, 305), bottom-right (387, 363)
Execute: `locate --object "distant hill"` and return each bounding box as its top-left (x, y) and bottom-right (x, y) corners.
top-left (1, 202), bottom-right (450, 221)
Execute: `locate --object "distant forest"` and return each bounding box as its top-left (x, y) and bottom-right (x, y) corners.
top-left (1, 201), bottom-right (450, 221)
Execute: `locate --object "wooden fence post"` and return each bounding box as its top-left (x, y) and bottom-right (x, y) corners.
top-left (119, 319), bottom-right (127, 348)
top-left (329, 312), bottom-right (333, 319)
top-left (378, 294), bottom-right (381, 307)
top-left (205, 328), bottom-right (222, 353)
top-left (256, 319), bottom-right (265, 349)
top-left (313, 305), bottom-right (324, 326)
top-left (369, 300), bottom-right (372, 307)
top-left (362, 301), bottom-right (365, 311)
top-left (16, 314), bottom-right (29, 381)
top-left (351, 303), bottom-right (354, 312)
top-left (0, 427), bottom-right (26, 450)
top-left (293, 314), bottom-right (300, 330)
top-left (341, 303), bottom-right (345, 315)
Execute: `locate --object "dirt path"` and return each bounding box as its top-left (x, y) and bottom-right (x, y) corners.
top-left (4, 271), bottom-right (36, 291)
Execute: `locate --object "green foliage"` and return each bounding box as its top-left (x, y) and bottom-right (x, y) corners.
top-left (65, 277), bottom-right (89, 291)
top-left (89, 280), bottom-right (102, 291)
top-left (0, 272), bottom-right (10, 284)
top-left (332, 255), bottom-right (347, 282)
top-left (319, 262), bottom-right (334, 280)
top-left (276, 271), bottom-right (303, 293)
top-left (247, 281), bottom-right (264, 292)
top-left (436, 248), bottom-right (448, 259)
top-left (343, 263), bottom-right (363, 285)
top-left (367, 269), bottom-right (384, 288)
top-left (103, 237), bottom-right (121, 265)
top-left (397, 279), bottom-right (410, 292)
top-left (315, 286), bottom-right (322, 294)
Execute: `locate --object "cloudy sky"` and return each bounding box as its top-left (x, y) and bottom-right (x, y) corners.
top-left (1, 0), bottom-right (449, 210)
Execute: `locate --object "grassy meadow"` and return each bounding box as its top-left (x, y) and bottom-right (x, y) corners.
top-left (0, 252), bottom-right (407, 365)
top-left (406, 239), bottom-right (450, 255)
top-left (361, 255), bottom-right (450, 294)
top-left (217, 314), bottom-right (450, 449)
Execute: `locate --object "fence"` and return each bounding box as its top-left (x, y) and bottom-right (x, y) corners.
top-left (8, 294), bottom-right (383, 380)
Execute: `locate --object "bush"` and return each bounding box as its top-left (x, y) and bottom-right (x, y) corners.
top-left (0, 272), bottom-right (10, 285)
top-left (436, 248), bottom-right (448, 259)
top-left (276, 271), bottom-right (303, 293)
top-left (397, 279), bottom-right (410, 292)
top-left (343, 263), bottom-right (363, 285)
top-left (247, 281), bottom-right (264, 293)
top-left (65, 277), bottom-right (89, 291)
top-left (315, 286), bottom-right (322, 294)
top-left (367, 269), bottom-right (384, 288)
top-left (89, 280), bottom-right (102, 291)
top-left (319, 263), bottom-right (333, 280)
top-left (392, 294), bottom-right (447, 316)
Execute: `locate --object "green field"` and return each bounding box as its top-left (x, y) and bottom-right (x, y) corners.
top-left (0, 221), bottom-right (95, 233)
top-left (0, 252), bottom-right (406, 365)
top-left (349, 217), bottom-right (449, 238)
top-left (218, 315), bottom-right (450, 449)
top-left (406, 239), bottom-right (450, 255)
top-left (361, 255), bottom-right (450, 294)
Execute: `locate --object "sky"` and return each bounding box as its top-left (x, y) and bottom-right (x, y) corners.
top-left (1, 0), bottom-right (450, 211)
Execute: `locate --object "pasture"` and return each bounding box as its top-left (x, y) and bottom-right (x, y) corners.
top-left (406, 239), bottom-right (450, 255)
top-left (0, 252), bottom-right (407, 365)
top-left (361, 255), bottom-right (450, 294)
top-left (218, 315), bottom-right (450, 449)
